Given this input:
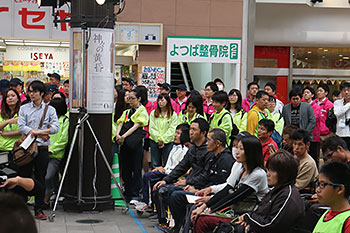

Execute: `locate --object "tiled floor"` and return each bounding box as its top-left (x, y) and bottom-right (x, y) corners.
top-left (36, 206), bottom-right (160, 233)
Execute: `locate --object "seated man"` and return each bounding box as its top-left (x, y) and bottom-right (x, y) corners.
top-left (292, 129), bottom-right (319, 191)
top-left (313, 161), bottom-right (350, 233)
top-left (257, 119), bottom-right (278, 162)
top-left (282, 125), bottom-right (298, 153)
top-left (168, 128), bottom-right (235, 232)
top-left (322, 136), bottom-right (350, 165)
top-left (152, 118), bottom-right (212, 230)
top-left (136, 123), bottom-right (191, 211)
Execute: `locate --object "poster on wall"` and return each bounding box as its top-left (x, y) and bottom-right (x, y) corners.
top-left (70, 30), bottom-right (84, 110)
top-left (140, 66), bottom-right (165, 102)
top-left (87, 28), bottom-right (115, 114)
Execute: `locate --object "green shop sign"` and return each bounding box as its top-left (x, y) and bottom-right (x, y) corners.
top-left (167, 36), bottom-right (241, 64)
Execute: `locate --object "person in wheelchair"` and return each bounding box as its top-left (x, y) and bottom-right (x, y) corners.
top-left (233, 149), bottom-right (305, 233)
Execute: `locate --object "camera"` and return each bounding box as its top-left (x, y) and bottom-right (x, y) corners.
top-left (0, 152), bottom-right (17, 190)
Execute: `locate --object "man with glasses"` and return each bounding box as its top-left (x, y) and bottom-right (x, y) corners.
top-left (322, 137), bottom-right (350, 165)
top-left (334, 82), bottom-right (350, 150)
top-left (313, 161), bottom-right (350, 233)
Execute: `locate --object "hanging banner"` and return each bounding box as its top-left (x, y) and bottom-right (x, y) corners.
top-left (140, 66), bottom-right (165, 102)
top-left (167, 36), bottom-right (241, 64)
top-left (86, 28), bottom-right (115, 114)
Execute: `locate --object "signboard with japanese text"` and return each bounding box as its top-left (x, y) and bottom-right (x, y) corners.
top-left (167, 36), bottom-right (241, 64)
top-left (140, 66), bottom-right (165, 102)
top-left (0, 0), bottom-right (70, 40)
top-left (87, 28), bottom-right (115, 114)
top-left (116, 22), bottom-right (163, 45)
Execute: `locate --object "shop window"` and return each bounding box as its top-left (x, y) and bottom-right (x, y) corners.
top-left (254, 58), bottom-right (278, 68)
top-left (293, 47), bottom-right (350, 69)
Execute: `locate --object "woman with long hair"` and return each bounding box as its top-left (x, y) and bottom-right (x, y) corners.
top-left (191, 135), bottom-right (268, 233)
top-left (178, 94), bottom-right (206, 125)
top-left (115, 88), bottom-right (149, 202)
top-left (149, 93), bottom-right (178, 168)
top-left (227, 89), bottom-right (245, 131)
top-left (0, 88), bottom-right (22, 153)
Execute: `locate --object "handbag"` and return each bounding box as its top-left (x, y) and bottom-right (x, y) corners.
top-left (120, 109), bottom-right (146, 147)
top-left (12, 104), bottom-right (49, 166)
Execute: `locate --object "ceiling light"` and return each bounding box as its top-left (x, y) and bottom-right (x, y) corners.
top-left (344, 57), bottom-right (350, 59)
top-left (307, 51), bottom-right (312, 54)
top-left (305, 58), bottom-right (309, 60)
top-left (324, 49), bottom-right (328, 52)
top-left (339, 55), bottom-right (343, 57)
top-left (96, 0), bottom-right (105, 5)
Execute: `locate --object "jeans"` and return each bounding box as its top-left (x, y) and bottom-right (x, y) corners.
top-left (45, 158), bottom-right (61, 196)
top-left (18, 146), bottom-right (49, 211)
top-left (150, 140), bottom-right (173, 168)
top-left (141, 171), bottom-right (167, 204)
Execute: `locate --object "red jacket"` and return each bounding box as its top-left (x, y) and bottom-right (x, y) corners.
top-left (312, 98), bottom-right (333, 135)
top-left (242, 96), bottom-right (256, 113)
top-left (203, 99), bottom-right (215, 116)
top-left (173, 97), bottom-right (187, 115)
top-left (261, 137), bottom-right (277, 161)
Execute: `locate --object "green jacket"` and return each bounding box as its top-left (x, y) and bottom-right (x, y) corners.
top-left (149, 110), bottom-right (178, 144)
top-left (49, 115), bottom-right (69, 160)
top-left (116, 105), bottom-right (149, 128)
top-left (177, 111), bottom-right (206, 125)
top-left (0, 114), bottom-right (21, 151)
top-left (209, 109), bottom-right (233, 146)
top-left (271, 112), bottom-right (284, 136)
top-left (313, 209), bottom-right (350, 233)
top-left (231, 109), bottom-right (246, 132)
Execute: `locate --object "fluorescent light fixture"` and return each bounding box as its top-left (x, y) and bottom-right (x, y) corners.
top-left (339, 54), bottom-right (343, 57)
top-left (324, 49), bottom-right (329, 52)
top-left (307, 51), bottom-right (312, 54)
top-left (343, 57), bottom-right (350, 59)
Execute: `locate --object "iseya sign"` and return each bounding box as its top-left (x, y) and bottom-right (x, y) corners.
top-left (0, 0), bottom-right (70, 40)
top-left (5, 46), bottom-right (69, 62)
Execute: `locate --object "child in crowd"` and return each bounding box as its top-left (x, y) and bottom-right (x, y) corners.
top-left (313, 161), bottom-right (350, 233)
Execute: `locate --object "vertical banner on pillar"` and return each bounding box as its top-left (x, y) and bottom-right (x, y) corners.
top-left (70, 29), bottom-right (84, 111)
top-left (87, 28), bottom-right (115, 114)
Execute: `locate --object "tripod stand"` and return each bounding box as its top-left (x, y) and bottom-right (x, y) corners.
top-left (48, 111), bottom-right (129, 222)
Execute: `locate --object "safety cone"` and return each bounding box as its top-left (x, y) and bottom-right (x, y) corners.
top-left (111, 153), bottom-right (126, 207)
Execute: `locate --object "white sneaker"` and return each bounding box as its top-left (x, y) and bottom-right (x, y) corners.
top-left (135, 202), bottom-right (147, 211)
top-left (129, 199), bottom-right (140, 205)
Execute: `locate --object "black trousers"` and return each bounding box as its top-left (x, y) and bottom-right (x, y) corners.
top-left (309, 142), bottom-right (320, 168)
top-left (18, 146), bottom-right (49, 211)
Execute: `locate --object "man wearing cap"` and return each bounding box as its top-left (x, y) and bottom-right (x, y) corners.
top-left (152, 83), bottom-right (176, 110)
top-left (173, 84), bottom-right (188, 115)
top-left (10, 78), bottom-right (27, 102)
top-left (48, 73), bottom-right (64, 95)
top-left (44, 84), bottom-right (58, 103)
top-left (122, 77), bottom-right (135, 91)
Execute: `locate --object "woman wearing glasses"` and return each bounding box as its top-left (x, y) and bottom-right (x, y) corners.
top-left (115, 87), bottom-right (149, 203)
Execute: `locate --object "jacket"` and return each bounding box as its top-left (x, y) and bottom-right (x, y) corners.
top-left (282, 102), bottom-right (316, 139)
top-left (209, 109), bottom-right (233, 146)
top-left (149, 110), bottom-right (178, 144)
top-left (163, 139), bottom-right (212, 189)
top-left (203, 99), bottom-right (215, 116)
top-left (334, 98), bottom-right (350, 137)
top-left (204, 148), bottom-right (235, 187)
top-left (310, 101), bottom-right (321, 142)
top-left (244, 184), bottom-right (305, 233)
top-left (173, 97), bottom-right (188, 115)
top-left (231, 109), bottom-right (246, 132)
top-left (242, 96), bottom-right (256, 113)
top-left (312, 98), bottom-right (333, 135)
top-left (49, 115), bottom-right (69, 160)
top-left (177, 111), bottom-right (206, 125)
top-left (246, 106), bottom-right (272, 136)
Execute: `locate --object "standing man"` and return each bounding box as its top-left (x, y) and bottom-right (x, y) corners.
top-left (48, 73), bottom-right (64, 94)
top-left (334, 82), bottom-right (350, 149)
top-left (242, 81), bottom-right (259, 113)
top-left (121, 77), bottom-right (135, 91)
top-left (173, 84), bottom-right (188, 115)
top-left (312, 83), bottom-right (333, 141)
top-left (9, 78), bottom-right (26, 102)
top-left (246, 90), bottom-right (270, 136)
top-left (282, 88), bottom-right (316, 140)
top-left (18, 80), bottom-right (60, 220)
top-left (264, 82), bottom-right (284, 114)
top-left (292, 129), bottom-right (319, 190)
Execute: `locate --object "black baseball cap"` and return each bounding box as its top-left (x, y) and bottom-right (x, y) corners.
top-left (122, 77), bottom-right (135, 86)
top-left (157, 83), bottom-right (171, 91)
top-left (47, 73), bottom-right (61, 81)
top-left (45, 84), bottom-right (58, 94)
top-left (177, 84), bottom-right (187, 91)
top-left (0, 79), bottom-right (10, 92)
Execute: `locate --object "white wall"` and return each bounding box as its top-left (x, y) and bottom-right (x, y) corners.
top-left (188, 63), bottom-right (212, 91)
top-left (255, 3), bottom-right (350, 46)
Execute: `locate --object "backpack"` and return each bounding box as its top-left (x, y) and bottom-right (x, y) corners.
top-left (325, 107), bottom-right (337, 133)
top-left (209, 112), bottom-right (239, 149)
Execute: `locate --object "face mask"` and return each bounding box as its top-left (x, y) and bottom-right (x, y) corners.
top-left (217, 84), bottom-right (224, 91)
top-left (232, 147), bottom-right (237, 159)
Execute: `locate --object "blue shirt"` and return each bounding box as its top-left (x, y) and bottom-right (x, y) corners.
top-left (18, 101), bottom-right (60, 146)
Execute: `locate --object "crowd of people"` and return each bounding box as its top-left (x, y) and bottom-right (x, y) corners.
top-left (1, 74), bottom-right (350, 233)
